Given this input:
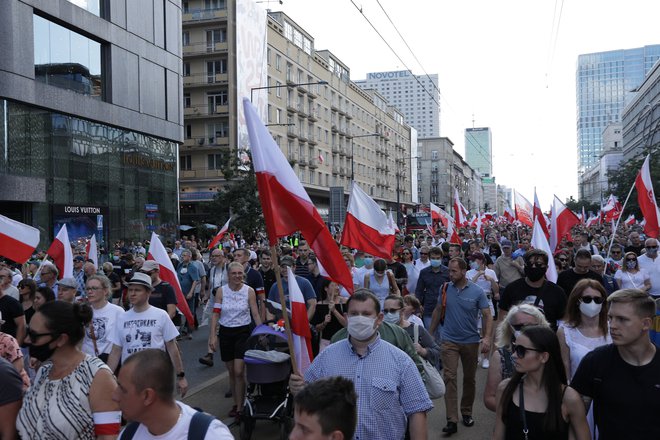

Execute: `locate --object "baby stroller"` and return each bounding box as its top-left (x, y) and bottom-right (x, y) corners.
top-left (239, 324), bottom-right (294, 440)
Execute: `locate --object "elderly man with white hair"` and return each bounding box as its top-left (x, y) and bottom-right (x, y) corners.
top-left (638, 238), bottom-right (660, 299)
top-left (591, 254), bottom-right (617, 296)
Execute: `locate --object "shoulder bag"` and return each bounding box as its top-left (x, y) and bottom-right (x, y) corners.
top-left (414, 323), bottom-right (445, 399)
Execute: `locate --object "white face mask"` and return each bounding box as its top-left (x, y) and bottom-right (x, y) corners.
top-left (579, 301), bottom-right (602, 318)
top-left (383, 312), bottom-right (400, 324)
top-left (347, 315), bottom-right (377, 341)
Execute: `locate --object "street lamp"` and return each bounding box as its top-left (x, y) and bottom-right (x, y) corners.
top-left (351, 133), bottom-right (379, 181)
top-left (250, 80), bottom-right (328, 102)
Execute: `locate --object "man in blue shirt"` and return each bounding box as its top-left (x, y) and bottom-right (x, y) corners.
top-left (267, 256), bottom-right (316, 321)
top-left (429, 257), bottom-right (492, 436)
top-left (289, 290), bottom-right (432, 440)
top-left (177, 249), bottom-right (199, 333)
top-left (415, 246), bottom-right (449, 338)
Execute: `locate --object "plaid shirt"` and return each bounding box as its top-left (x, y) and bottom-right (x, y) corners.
top-left (305, 335), bottom-right (433, 440)
top-left (73, 269), bottom-right (85, 297)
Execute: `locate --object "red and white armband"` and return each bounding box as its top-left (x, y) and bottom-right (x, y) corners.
top-left (213, 302), bottom-right (222, 314)
top-left (93, 411), bottom-right (122, 436)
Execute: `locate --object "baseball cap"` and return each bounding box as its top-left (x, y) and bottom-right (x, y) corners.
top-left (125, 272), bottom-right (153, 290)
top-left (280, 255), bottom-right (295, 267)
top-left (501, 239), bottom-right (513, 248)
top-left (140, 260), bottom-right (160, 272)
top-left (73, 255), bottom-right (85, 262)
top-left (57, 277), bottom-right (79, 289)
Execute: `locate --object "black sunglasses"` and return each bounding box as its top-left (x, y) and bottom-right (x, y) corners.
top-left (27, 328), bottom-right (59, 341)
top-left (511, 343), bottom-right (543, 358)
top-left (383, 308), bottom-right (401, 314)
top-left (626, 258), bottom-right (637, 262)
top-left (509, 323), bottom-right (529, 332)
top-left (558, 258), bottom-right (568, 262)
top-left (646, 246), bottom-right (658, 250)
top-left (580, 296), bottom-right (604, 305)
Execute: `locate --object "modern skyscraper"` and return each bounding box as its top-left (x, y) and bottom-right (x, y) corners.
top-left (465, 127), bottom-right (493, 177)
top-left (576, 44), bottom-right (660, 197)
top-left (355, 70), bottom-right (440, 138)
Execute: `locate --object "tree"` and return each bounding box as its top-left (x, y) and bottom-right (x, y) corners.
top-left (607, 146), bottom-right (660, 219)
top-left (564, 196), bottom-right (599, 216)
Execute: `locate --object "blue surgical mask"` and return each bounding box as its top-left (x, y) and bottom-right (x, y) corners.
top-left (363, 258), bottom-right (374, 267)
top-left (430, 259), bottom-right (442, 268)
top-left (470, 261), bottom-right (480, 270)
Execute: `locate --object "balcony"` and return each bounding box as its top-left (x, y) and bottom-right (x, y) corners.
top-left (183, 104), bottom-right (229, 119)
top-left (339, 167), bottom-right (347, 176)
top-left (345, 146), bottom-right (352, 157)
top-left (182, 7), bottom-right (228, 23)
top-left (299, 156), bottom-right (308, 166)
top-left (182, 73), bottom-right (229, 88)
top-left (181, 136), bottom-right (229, 148)
top-left (331, 124), bottom-right (338, 133)
top-left (287, 125), bottom-right (297, 138)
top-left (286, 100), bottom-right (297, 113)
top-left (182, 41), bottom-right (229, 57)
top-left (179, 168), bottom-right (226, 180)
top-left (338, 147), bottom-right (347, 157)
top-left (287, 152), bottom-right (298, 163)
top-left (298, 131), bottom-right (308, 142)
top-left (308, 134), bottom-right (317, 145)
top-left (331, 144), bottom-right (341, 154)
top-left (297, 104), bottom-right (308, 117)
top-left (308, 109), bottom-right (318, 122)
top-left (332, 165), bottom-right (340, 174)
top-left (308, 158), bottom-right (318, 168)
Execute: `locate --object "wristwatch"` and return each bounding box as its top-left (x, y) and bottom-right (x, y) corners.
top-left (177, 372), bottom-right (185, 378)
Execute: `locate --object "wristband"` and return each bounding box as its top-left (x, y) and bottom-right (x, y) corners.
top-left (213, 302), bottom-right (222, 314)
top-left (93, 411), bottom-right (121, 436)
top-left (177, 371), bottom-right (185, 378)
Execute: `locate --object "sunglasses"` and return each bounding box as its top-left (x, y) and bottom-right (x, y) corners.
top-left (646, 246), bottom-right (658, 250)
top-left (611, 251), bottom-right (621, 254)
top-left (511, 343), bottom-right (543, 358)
top-left (626, 258), bottom-right (637, 262)
top-left (509, 323), bottom-right (529, 332)
top-left (420, 252), bottom-right (429, 255)
top-left (558, 258), bottom-right (568, 262)
top-left (382, 308), bottom-right (401, 314)
top-left (27, 327), bottom-right (59, 341)
top-left (580, 295), bottom-right (604, 305)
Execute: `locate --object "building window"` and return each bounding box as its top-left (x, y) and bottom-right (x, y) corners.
top-left (207, 90), bottom-right (228, 112)
top-left (180, 155), bottom-right (192, 171)
top-left (276, 81), bottom-right (282, 97)
top-left (183, 1), bottom-right (189, 13)
top-left (208, 121), bottom-right (228, 142)
top-left (182, 31), bottom-right (190, 46)
top-left (208, 153), bottom-right (225, 170)
top-left (33, 15), bottom-right (103, 99)
top-left (184, 93), bottom-right (191, 108)
top-left (431, 150), bottom-right (438, 160)
top-left (206, 28), bottom-right (226, 49)
top-left (64, 0), bottom-right (101, 16)
top-left (185, 124), bottom-right (192, 139)
top-left (276, 54), bottom-right (281, 71)
top-left (183, 62), bottom-right (190, 77)
top-left (207, 60), bottom-right (227, 82)
top-left (204, 0), bottom-right (225, 10)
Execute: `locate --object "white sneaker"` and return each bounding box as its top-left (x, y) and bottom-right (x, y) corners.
top-left (481, 358), bottom-right (490, 369)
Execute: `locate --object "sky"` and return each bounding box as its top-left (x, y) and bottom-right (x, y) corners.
top-left (273, 0), bottom-right (660, 209)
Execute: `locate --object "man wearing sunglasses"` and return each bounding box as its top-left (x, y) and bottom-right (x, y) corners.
top-left (571, 289), bottom-right (660, 439)
top-left (638, 238), bottom-right (660, 299)
top-left (557, 249), bottom-right (604, 299)
top-left (606, 244), bottom-right (624, 274)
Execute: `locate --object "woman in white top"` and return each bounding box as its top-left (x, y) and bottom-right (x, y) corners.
top-left (82, 275), bottom-right (125, 364)
top-left (614, 252), bottom-right (651, 291)
top-left (363, 258), bottom-right (400, 306)
top-left (208, 261), bottom-right (261, 419)
top-left (558, 279), bottom-right (611, 438)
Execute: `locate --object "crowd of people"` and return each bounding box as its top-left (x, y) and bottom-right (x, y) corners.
top-left (1, 218), bottom-right (660, 439)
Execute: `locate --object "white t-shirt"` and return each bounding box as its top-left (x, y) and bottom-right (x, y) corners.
top-left (638, 254), bottom-right (660, 296)
top-left (118, 402), bottom-right (233, 440)
top-left (109, 306), bottom-right (179, 362)
top-left (466, 268), bottom-right (498, 295)
top-left (614, 269), bottom-right (650, 290)
top-left (82, 302), bottom-right (125, 356)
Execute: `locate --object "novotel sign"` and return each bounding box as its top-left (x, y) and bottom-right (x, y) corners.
top-left (367, 70), bottom-right (411, 80)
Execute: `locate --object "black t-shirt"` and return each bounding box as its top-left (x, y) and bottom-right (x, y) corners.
top-left (556, 269), bottom-right (604, 297)
top-left (624, 244), bottom-right (644, 256)
top-left (259, 268), bottom-right (276, 297)
top-left (149, 281), bottom-right (177, 312)
top-left (311, 303), bottom-right (346, 340)
top-left (499, 278), bottom-right (567, 330)
top-left (0, 295), bottom-right (24, 338)
top-left (387, 261), bottom-right (408, 290)
top-left (571, 344), bottom-right (660, 440)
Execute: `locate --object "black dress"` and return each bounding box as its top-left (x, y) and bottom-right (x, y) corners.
top-left (504, 391), bottom-right (569, 440)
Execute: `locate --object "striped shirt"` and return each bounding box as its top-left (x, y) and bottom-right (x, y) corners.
top-left (305, 335), bottom-right (433, 440)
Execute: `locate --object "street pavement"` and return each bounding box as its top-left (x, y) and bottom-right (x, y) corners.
top-left (179, 328), bottom-right (497, 439)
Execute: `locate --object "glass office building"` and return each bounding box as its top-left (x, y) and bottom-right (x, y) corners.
top-left (0, 1), bottom-right (183, 250)
top-left (576, 45), bottom-right (660, 196)
top-left (465, 127), bottom-right (492, 177)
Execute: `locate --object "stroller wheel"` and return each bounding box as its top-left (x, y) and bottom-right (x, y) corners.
top-left (278, 416), bottom-right (293, 440)
top-left (239, 416), bottom-right (255, 440)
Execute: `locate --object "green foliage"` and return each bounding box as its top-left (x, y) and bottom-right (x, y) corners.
top-left (564, 196), bottom-right (599, 215)
top-left (607, 147), bottom-right (660, 218)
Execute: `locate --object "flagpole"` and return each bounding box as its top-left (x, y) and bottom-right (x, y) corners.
top-left (606, 180), bottom-right (636, 259)
top-left (269, 245), bottom-right (300, 376)
top-left (33, 253), bottom-right (50, 281)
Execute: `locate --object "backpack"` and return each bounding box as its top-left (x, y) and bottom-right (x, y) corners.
top-left (121, 410), bottom-right (215, 440)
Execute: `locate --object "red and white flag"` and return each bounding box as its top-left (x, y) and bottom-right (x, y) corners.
top-left (287, 267), bottom-right (313, 375)
top-left (429, 202), bottom-right (452, 227)
top-left (427, 222), bottom-right (436, 237)
top-left (533, 190), bottom-right (550, 239)
top-left (531, 218), bottom-right (558, 283)
top-left (514, 192), bottom-right (534, 227)
top-left (602, 194), bottom-right (622, 222)
top-left (146, 232), bottom-right (194, 328)
top-left (388, 210), bottom-right (400, 233)
top-left (635, 154), bottom-right (660, 238)
top-left (208, 217), bottom-right (231, 250)
top-left (86, 234), bottom-right (98, 268)
top-left (624, 214), bottom-right (636, 226)
top-left (244, 98), bottom-right (353, 293)
top-left (475, 212), bottom-right (484, 239)
top-left (585, 215), bottom-right (599, 227)
top-left (447, 219), bottom-right (461, 244)
top-left (318, 153), bottom-right (325, 164)
top-left (341, 182), bottom-right (396, 260)
top-left (503, 205), bottom-right (515, 223)
top-left (0, 214), bottom-right (40, 264)
top-left (453, 189), bottom-right (468, 227)
top-left (581, 206), bottom-right (586, 225)
top-left (46, 224), bottom-right (74, 279)
top-left (549, 196), bottom-right (581, 252)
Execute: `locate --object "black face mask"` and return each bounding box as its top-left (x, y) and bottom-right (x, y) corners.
top-left (28, 338), bottom-right (57, 362)
top-left (524, 265), bottom-right (546, 282)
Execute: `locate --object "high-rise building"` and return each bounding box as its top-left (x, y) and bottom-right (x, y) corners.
top-left (622, 58), bottom-right (660, 162)
top-left (1, 0), bottom-right (182, 247)
top-left (576, 45), bottom-right (660, 198)
top-left (465, 127), bottom-right (492, 177)
top-left (355, 70), bottom-right (440, 138)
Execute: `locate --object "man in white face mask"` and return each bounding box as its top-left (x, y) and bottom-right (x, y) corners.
top-left (289, 290), bottom-right (433, 440)
top-left (638, 238), bottom-right (660, 299)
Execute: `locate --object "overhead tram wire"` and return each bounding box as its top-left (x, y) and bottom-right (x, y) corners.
top-left (545, 0), bottom-right (565, 87)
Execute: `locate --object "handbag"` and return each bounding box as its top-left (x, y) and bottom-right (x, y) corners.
top-left (414, 324), bottom-right (445, 399)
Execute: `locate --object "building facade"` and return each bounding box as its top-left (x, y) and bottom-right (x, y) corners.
top-left (465, 127), bottom-right (492, 177)
top-left (576, 45), bottom-right (660, 198)
top-left (355, 70), bottom-right (440, 138)
top-left (0, 0), bottom-right (182, 249)
top-left (580, 123), bottom-right (623, 203)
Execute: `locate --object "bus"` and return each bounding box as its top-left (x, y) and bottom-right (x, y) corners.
top-left (405, 212), bottom-right (432, 235)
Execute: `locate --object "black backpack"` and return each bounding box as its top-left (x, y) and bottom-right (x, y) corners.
top-left (121, 411), bottom-right (215, 440)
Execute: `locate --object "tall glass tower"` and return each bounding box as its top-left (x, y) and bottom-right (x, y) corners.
top-left (465, 127), bottom-right (492, 176)
top-left (576, 45), bottom-right (660, 189)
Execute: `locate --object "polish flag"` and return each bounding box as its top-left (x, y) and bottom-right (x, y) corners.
top-left (0, 214), bottom-right (40, 264)
top-left (86, 234), bottom-right (98, 268)
top-left (287, 266), bottom-right (313, 375)
top-left (503, 206), bottom-right (515, 223)
top-left (531, 217), bottom-right (558, 282)
top-left (475, 213), bottom-right (484, 239)
top-left (388, 210), bottom-right (400, 233)
top-left (533, 190), bottom-right (550, 239)
top-left (585, 215), bottom-right (599, 228)
top-left (602, 194), bottom-right (622, 222)
top-left (244, 98), bottom-right (354, 293)
top-left (447, 219), bottom-right (462, 244)
top-left (469, 214), bottom-right (477, 228)
top-left (635, 154), bottom-right (660, 238)
top-left (549, 196), bottom-right (581, 252)
top-left (146, 232), bottom-right (194, 329)
top-left (624, 214), bottom-right (636, 226)
top-left (581, 206), bottom-right (586, 225)
top-left (453, 189), bottom-right (468, 227)
top-left (514, 192), bottom-right (534, 227)
top-left (318, 153), bottom-right (325, 164)
top-left (46, 224), bottom-right (74, 279)
top-left (208, 217), bottom-right (231, 250)
top-left (341, 182), bottom-right (396, 260)
top-left (430, 202), bottom-right (452, 227)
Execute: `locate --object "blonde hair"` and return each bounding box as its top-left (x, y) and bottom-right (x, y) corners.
top-left (495, 304), bottom-right (550, 348)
